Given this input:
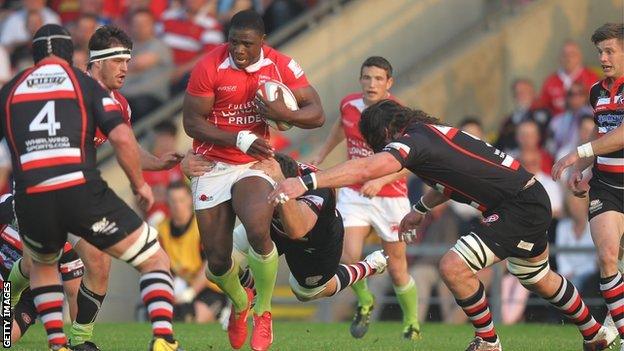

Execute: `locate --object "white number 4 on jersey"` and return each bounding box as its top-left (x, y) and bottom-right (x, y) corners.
top-left (29, 101), bottom-right (60, 136)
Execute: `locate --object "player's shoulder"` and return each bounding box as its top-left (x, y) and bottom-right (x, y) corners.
top-left (197, 44), bottom-right (228, 69)
top-left (264, 45), bottom-right (291, 62)
top-left (340, 92), bottom-right (364, 109)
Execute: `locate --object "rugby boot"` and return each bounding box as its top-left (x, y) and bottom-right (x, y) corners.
top-left (71, 340), bottom-right (101, 351)
top-left (148, 337), bottom-right (183, 351)
top-left (583, 325), bottom-right (618, 351)
top-left (250, 311), bottom-right (273, 351)
top-left (350, 297), bottom-right (374, 339)
top-left (364, 250), bottom-right (389, 274)
top-left (402, 324), bottom-right (422, 340)
top-left (228, 287), bottom-right (254, 349)
top-left (465, 337), bottom-right (502, 351)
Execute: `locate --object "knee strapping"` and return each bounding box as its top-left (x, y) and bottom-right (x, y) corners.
top-left (506, 256), bottom-right (550, 285)
top-left (289, 274), bottom-right (326, 302)
top-left (119, 224), bottom-right (160, 267)
top-left (450, 233), bottom-right (497, 273)
top-left (24, 246), bottom-right (63, 264)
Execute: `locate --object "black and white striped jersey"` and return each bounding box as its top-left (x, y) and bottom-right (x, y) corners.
top-left (383, 122), bottom-right (534, 213)
top-left (0, 57), bottom-right (124, 194)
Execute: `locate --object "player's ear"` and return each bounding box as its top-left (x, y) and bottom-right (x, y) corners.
top-left (387, 77), bottom-right (394, 90)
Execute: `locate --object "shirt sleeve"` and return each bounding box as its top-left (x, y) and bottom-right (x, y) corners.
top-left (278, 53), bottom-right (310, 92)
top-left (382, 131), bottom-right (429, 169)
top-left (186, 57), bottom-right (216, 97)
top-left (89, 78), bottom-right (125, 136)
top-left (298, 188), bottom-right (331, 216)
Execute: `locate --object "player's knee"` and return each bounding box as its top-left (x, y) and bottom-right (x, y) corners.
top-left (206, 255), bottom-right (232, 276)
top-left (119, 224), bottom-right (162, 269)
top-left (439, 252), bottom-right (467, 282)
top-left (506, 257), bottom-right (550, 286)
top-left (289, 275), bottom-right (325, 302)
top-left (27, 249), bottom-right (63, 265)
top-left (387, 261), bottom-right (408, 282)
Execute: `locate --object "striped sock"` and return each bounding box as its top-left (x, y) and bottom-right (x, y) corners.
top-left (547, 275), bottom-right (600, 341)
top-left (140, 270), bottom-right (175, 341)
top-left (239, 267), bottom-right (255, 291)
top-left (456, 282), bottom-right (497, 343)
top-left (333, 261), bottom-right (378, 295)
top-left (32, 285), bottom-right (67, 346)
top-left (600, 272), bottom-right (624, 338)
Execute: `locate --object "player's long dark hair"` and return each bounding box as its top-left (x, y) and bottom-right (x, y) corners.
top-left (359, 99), bottom-right (441, 152)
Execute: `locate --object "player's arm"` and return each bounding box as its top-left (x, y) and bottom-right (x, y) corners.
top-left (62, 276), bottom-right (80, 321)
top-left (288, 86), bottom-right (325, 128)
top-left (311, 118), bottom-right (345, 165)
top-left (360, 168), bottom-right (411, 198)
top-left (108, 125), bottom-right (149, 191)
top-left (278, 198), bottom-right (318, 239)
top-left (138, 146), bottom-right (183, 171)
top-left (183, 93), bottom-right (273, 159)
top-left (587, 123), bottom-right (624, 155)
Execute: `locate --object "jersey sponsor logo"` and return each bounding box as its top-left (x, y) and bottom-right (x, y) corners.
top-left (384, 142), bottom-right (410, 159)
top-left (516, 240), bottom-right (534, 251)
top-left (216, 85), bottom-right (238, 92)
top-left (90, 217), bottom-right (119, 236)
top-left (59, 258), bottom-right (84, 273)
top-left (287, 59), bottom-right (304, 79)
top-left (199, 194), bottom-right (213, 202)
top-left (589, 199), bottom-right (603, 214)
top-left (305, 275), bottom-right (323, 286)
top-left (481, 214), bottom-right (499, 224)
top-left (26, 75), bottom-right (66, 88)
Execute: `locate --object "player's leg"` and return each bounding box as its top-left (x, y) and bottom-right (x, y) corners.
top-left (11, 289), bottom-right (37, 343)
top-left (507, 246), bottom-right (617, 350)
top-left (68, 237), bottom-right (111, 349)
top-left (591, 210), bottom-right (624, 342)
top-left (382, 239), bottom-right (420, 339)
top-left (231, 175), bottom-right (278, 351)
top-left (439, 233), bottom-right (502, 350)
top-left (8, 255), bottom-right (30, 308)
top-left (15, 192), bottom-right (69, 350)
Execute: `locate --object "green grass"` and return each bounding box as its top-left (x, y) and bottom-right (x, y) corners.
top-left (12, 322), bottom-right (620, 351)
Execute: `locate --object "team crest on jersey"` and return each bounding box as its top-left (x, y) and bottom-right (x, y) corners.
top-left (589, 199), bottom-right (603, 214)
top-left (91, 217), bottom-right (118, 235)
top-left (481, 214), bottom-right (499, 225)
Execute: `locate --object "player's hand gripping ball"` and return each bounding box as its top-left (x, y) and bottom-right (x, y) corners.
top-left (256, 80), bottom-right (298, 131)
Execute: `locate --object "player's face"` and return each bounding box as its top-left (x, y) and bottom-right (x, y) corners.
top-left (167, 188), bottom-right (193, 222)
top-left (99, 57), bottom-right (130, 90)
top-left (359, 66), bottom-right (393, 105)
top-left (596, 38), bottom-right (624, 79)
top-left (228, 28), bottom-right (264, 69)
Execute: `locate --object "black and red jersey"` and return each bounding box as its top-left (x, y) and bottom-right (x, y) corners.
top-left (383, 123), bottom-right (533, 212)
top-left (589, 77), bottom-right (624, 188)
top-left (0, 57), bottom-right (125, 195)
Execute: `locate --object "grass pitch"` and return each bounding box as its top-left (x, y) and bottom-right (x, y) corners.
top-left (12, 321), bottom-right (618, 350)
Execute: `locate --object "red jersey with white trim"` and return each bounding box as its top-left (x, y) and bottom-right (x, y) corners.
top-left (383, 122), bottom-right (533, 212)
top-left (589, 77), bottom-right (624, 188)
top-left (340, 93), bottom-right (407, 197)
top-left (187, 44), bottom-right (310, 164)
top-left (94, 89), bottom-right (132, 147)
top-left (0, 57), bottom-right (125, 194)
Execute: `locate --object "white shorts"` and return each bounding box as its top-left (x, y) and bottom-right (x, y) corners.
top-left (190, 161), bottom-right (275, 210)
top-left (336, 187), bottom-right (410, 242)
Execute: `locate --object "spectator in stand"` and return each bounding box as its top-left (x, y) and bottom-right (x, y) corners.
top-left (519, 148), bottom-right (563, 219)
top-left (9, 9), bottom-right (43, 72)
top-left (512, 119), bottom-right (554, 174)
top-left (539, 40), bottom-right (599, 116)
top-left (547, 81), bottom-right (594, 161)
top-left (158, 181), bottom-right (226, 323)
top-left (159, 0), bottom-right (225, 94)
top-left (495, 78), bottom-right (550, 153)
top-left (122, 8), bottom-right (173, 121)
top-left (142, 121), bottom-right (184, 226)
top-left (70, 13), bottom-right (98, 50)
top-left (0, 45), bottom-right (10, 85)
top-left (555, 193), bottom-right (597, 290)
top-left (51, 0), bottom-right (112, 26)
top-left (216, 0), bottom-right (253, 26)
top-left (0, 0), bottom-right (60, 48)
top-left (125, 0), bottom-right (170, 20)
top-left (263, 0), bottom-right (304, 34)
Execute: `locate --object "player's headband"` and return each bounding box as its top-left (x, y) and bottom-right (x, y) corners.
top-left (32, 35), bottom-right (73, 55)
top-left (89, 46), bottom-right (131, 63)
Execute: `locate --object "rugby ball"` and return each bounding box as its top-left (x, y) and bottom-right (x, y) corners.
top-left (256, 80), bottom-right (298, 131)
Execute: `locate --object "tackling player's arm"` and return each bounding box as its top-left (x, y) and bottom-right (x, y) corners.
top-left (183, 93), bottom-right (273, 159)
top-left (360, 168), bottom-right (411, 198)
top-left (138, 146), bottom-right (184, 171)
top-left (311, 118), bottom-right (345, 165)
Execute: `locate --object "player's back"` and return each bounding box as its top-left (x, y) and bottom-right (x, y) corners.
top-left (385, 122), bottom-right (533, 212)
top-left (0, 57), bottom-right (118, 194)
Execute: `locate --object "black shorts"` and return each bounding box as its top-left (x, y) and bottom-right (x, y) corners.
top-left (588, 177), bottom-right (624, 221)
top-left (272, 216), bottom-right (344, 289)
top-left (14, 180), bottom-right (143, 254)
top-left (471, 181), bottom-right (552, 259)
